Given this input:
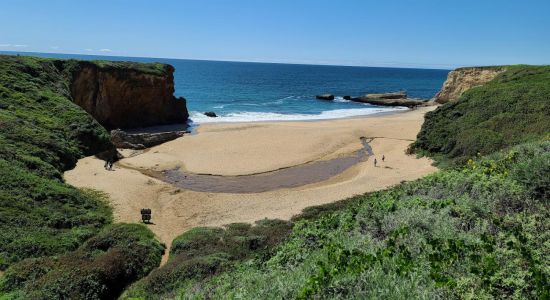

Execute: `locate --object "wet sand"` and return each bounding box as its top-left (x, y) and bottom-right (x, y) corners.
top-left (64, 107), bottom-right (438, 262)
top-left (154, 137), bottom-right (373, 193)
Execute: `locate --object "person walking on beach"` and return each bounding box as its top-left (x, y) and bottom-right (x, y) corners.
top-left (104, 159), bottom-right (109, 170)
top-left (374, 158), bottom-right (377, 167)
top-left (382, 155), bottom-right (385, 162)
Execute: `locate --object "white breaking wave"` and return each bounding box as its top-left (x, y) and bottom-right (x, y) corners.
top-left (333, 96), bottom-right (351, 103)
top-left (211, 98), bottom-right (288, 109)
top-left (189, 107), bottom-right (408, 124)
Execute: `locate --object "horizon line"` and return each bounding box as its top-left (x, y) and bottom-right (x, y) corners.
top-left (0, 50), bottom-right (460, 70)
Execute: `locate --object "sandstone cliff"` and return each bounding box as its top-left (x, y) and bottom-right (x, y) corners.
top-left (68, 61), bottom-right (188, 129)
top-left (432, 67), bottom-right (505, 104)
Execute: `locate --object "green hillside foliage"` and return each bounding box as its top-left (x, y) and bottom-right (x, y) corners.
top-left (0, 224), bottom-right (164, 299)
top-left (0, 55), bottom-right (166, 297)
top-left (123, 219), bottom-right (291, 299)
top-left (90, 60), bottom-right (171, 76)
top-left (412, 65), bottom-right (550, 166)
top-left (128, 141), bottom-right (548, 299)
top-left (0, 55), bottom-right (114, 268)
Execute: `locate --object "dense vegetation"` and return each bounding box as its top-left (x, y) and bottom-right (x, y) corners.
top-left (0, 55), bottom-right (166, 298)
top-left (0, 224), bottom-right (164, 299)
top-left (412, 65), bottom-right (550, 166)
top-left (126, 141), bottom-right (548, 299)
top-left (123, 219), bottom-right (292, 299)
top-left (0, 55), bottom-right (114, 268)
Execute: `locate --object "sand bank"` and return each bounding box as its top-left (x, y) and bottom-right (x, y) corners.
top-left (65, 107), bottom-right (437, 261)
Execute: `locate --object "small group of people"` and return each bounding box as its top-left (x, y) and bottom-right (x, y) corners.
top-left (374, 154), bottom-right (385, 167)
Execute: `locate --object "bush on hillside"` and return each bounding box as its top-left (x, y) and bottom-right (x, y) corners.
top-left (123, 219), bottom-right (292, 299)
top-left (0, 224), bottom-right (164, 300)
top-left (412, 65), bottom-right (550, 166)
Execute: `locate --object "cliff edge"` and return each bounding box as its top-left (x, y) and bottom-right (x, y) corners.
top-left (413, 65), bottom-right (550, 165)
top-left (432, 66), bottom-right (505, 104)
top-left (68, 61), bottom-right (189, 129)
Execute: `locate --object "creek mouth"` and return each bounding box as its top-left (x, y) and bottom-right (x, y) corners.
top-left (154, 137), bottom-right (373, 193)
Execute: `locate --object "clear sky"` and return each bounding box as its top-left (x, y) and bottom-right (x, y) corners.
top-left (1, 0), bottom-right (549, 68)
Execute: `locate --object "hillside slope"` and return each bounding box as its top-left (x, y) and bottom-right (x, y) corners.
top-left (413, 65), bottom-right (550, 166)
top-left (0, 55), bottom-right (114, 268)
top-left (0, 56), bottom-right (170, 299)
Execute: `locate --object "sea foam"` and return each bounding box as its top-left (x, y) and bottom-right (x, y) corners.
top-left (189, 107), bottom-right (408, 124)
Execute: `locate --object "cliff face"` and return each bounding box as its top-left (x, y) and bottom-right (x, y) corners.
top-left (69, 61), bottom-right (188, 129)
top-left (432, 67), bottom-right (505, 104)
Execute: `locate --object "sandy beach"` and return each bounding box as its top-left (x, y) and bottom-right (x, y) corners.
top-left (65, 107), bottom-right (437, 261)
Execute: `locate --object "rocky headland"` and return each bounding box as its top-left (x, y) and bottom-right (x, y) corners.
top-left (69, 61), bottom-right (189, 129)
top-left (431, 66), bottom-right (505, 104)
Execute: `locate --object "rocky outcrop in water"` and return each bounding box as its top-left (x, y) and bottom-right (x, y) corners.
top-left (350, 96), bottom-right (427, 108)
top-left (316, 94), bottom-right (335, 100)
top-left (69, 61), bottom-right (189, 129)
top-left (432, 67), bottom-right (505, 104)
top-left (363, 91), bottom-right (407, 100)
top-left (204, 112), bottom-right (218, 117)
top-left (350, 91), bottom-right (428, 107)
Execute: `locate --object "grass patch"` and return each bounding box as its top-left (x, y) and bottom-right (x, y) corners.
top-left (123, 219), bottom-right (292, 299)
top-left (0, 224), bottom-right (164, 299)
top-left (411, 65), bottom-right (550, 166)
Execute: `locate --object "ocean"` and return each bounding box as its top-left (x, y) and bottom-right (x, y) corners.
top-left (2, 51), bottom-right (449, 124)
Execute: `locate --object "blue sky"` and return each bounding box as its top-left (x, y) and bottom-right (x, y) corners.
top-left (1, 0), bottom-right (549, 68)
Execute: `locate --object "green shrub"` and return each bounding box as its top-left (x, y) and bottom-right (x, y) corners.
top-left (0, 224), bottom-right (164, 300)
top-left (123, 219), bottom-right (292, 299)
top-left (412, 65), bottom-right (550, 166)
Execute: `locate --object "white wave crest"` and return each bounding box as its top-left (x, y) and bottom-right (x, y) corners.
top-left (333, 96), bottom-right (351, 103)
top-left (189, 107), bottom-right (408, 124)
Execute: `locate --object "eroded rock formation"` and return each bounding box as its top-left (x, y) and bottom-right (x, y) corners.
top-left (350, 96), bottom-right (427, 108)
top-left (110, 129), bottom-right (186, 149)
top-left (432, 67), bottom-right (505, 104)
top-left (363, 91), bottom-right (407, 100)
top-left (69, 61), bottom-right (189, 129)
top-left (349, 91), bottom-right (428, 107)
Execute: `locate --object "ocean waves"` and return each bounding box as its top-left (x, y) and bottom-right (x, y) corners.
top-left (189, 107), bottom-right (408, 124)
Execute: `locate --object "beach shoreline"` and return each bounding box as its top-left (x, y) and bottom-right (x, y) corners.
top-left (65, 106), bottom-right (438, 263)
top-left (186, 105), bottom-right (414, 128)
